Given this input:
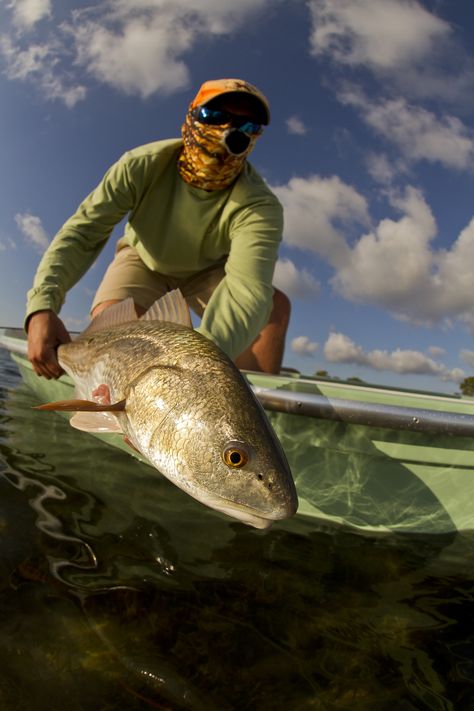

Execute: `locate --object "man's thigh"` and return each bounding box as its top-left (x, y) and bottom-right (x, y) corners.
top-left (91, 247), bottom-right (172, 312)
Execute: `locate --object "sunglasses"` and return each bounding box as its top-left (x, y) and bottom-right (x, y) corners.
top-left (192, 106), bottom-right (263, 135)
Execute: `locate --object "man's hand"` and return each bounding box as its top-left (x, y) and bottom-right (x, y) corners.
top-left (27, 310), bottom-right (71, 379)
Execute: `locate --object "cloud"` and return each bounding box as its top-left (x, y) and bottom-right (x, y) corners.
top-left (70, 12), bottom-right (191, 98)
top-left (68, 0), bottom-right (274, 98)
top-left (286, 116), bottom-right (308, 135)
top-left (8, 0), bottom-right (51, 29)
top-left (309, 0), bottom-right (450, 71)
top-left (333, 186), bottom-right (436, 308)
top-left (1, 0), bottom-right (273, 103)
top-left (366, 152), bottom-right (405, 185)
top-left (308, 0), bottom-right (474, 106)
top-left (291, 336), bottom-right (319, 357)
top-left (273, 258), bottom-right (320, 299)
top-left (15, 212), bottom-right (49, 250)
top-left (428, 346), bottom-right (445, 358)
top-left (0, 234), bottom-right (17, 251)
top-left (324, 331), bottom-right (464, 382)
top-left (460, 350), bottom-right (474, 368)
top-left (272, 175), bottom-right (370, 264)
top-left (0, 35), bottom-right (87, 107)
top-left (274, 175), bottom-right (474, 331)
top-left (0, 37), bottom-right (49, 79)
top-left (339, 90), bottom-right (474, 171)
top-left (332, 187), bottom-right (474, 328)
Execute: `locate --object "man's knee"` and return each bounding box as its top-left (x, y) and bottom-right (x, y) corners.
top-left (270, 289), bottom-right (291, 328)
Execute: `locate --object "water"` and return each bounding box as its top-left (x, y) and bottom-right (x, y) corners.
top-left (0, 347), bottom-right (474, 710)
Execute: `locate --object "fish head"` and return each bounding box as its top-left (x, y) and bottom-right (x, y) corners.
top-left (125, 366), bottom-right (298, 529)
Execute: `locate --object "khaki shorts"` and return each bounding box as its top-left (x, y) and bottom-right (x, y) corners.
top-left (92, 246), bottom-right (226, 317)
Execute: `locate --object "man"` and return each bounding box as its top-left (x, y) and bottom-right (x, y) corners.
top-left (26, 78), bottom-right (290, 380)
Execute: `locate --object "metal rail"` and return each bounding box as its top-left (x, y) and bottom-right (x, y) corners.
top-left (252, 386), bottom-right (474, 437)
top-left (2, 328), bottom-right (474, 437)
top-left (0, 334), bottom-right (28, 356)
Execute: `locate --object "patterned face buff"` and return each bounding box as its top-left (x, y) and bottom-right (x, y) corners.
top-left (177, 108), bottom-right (261, 191)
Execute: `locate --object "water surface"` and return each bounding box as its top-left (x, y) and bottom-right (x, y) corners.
top-left (0, 348), bottom-right (473, 710)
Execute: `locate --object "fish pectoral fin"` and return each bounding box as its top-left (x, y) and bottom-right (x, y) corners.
top-left (33, 399), bottom-right (126, 412)
top-left (81, 297), bottom-right (138, 335)
top-left (33, 397), bottom-right (126, 433)
top-left (140, 289), bottom-right (193, 328)
top-left (70, 411), bottom-right (123, 434)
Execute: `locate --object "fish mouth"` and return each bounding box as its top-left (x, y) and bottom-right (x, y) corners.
top-left (202, 494), bottom-right (287, 530)
top-left (216, 502), bottom-right (275, 529)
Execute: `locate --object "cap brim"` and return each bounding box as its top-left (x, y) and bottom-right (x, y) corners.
top-left (191, 79), bottom-right (271, 125)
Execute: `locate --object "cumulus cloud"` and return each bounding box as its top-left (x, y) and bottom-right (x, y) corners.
top-left (1, 0), bottom-right (272, 104)
top-left (307, 0), bottom-right (474, 103)
top-left (15, 212), bottom-right (49, 250)
top-left (308, 0), bottom-right (474, 106)
top-left (8, 0), bottom-right (51, 29)
top-left (273, 258), bottom-right (320, 299)
top-left (0, 234), bottom-right (17, 251)
top-left (0, 35), bottom-right (87, 107)
top-left (366, 151), bottom-right (407, 185)
top-left (272, 175), bottom-right (369, 264)
top-left (0, 37), bottom-right (49, 79)
top-left (286, 116), bottom-right (308, 135)
top-left (339, 90), bottom-right (474, 171)
top-left (273, 175), bottom-right (474, 331)
top-left (332, 187), bottom-right (474, 328)
top-left (324, 332), bottom-right (464, 382)
top-left (291, 336), bottom-right (319, 357)
top-left (309, 0), bottom-right (450, 71)
top-left (460, 350), bottom-right (474, 368)
top-left (70, 12), bottom-right (191, 98)
top-left (333, 186), bottom-right (436, 308)
top-left (428, 346), bottom-right (445, 358)
top-left (69, 0), bottom-right (274, 98)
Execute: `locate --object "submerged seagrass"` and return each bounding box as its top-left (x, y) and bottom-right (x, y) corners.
top-left (36, 292), bottom-right (298, 529)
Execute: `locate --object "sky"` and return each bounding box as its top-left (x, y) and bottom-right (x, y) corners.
top-left (1, 0), bottom-right (474, 394)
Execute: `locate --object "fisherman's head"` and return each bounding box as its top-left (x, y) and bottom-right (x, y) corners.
top-left (177, 78), bottom-right (270, 191)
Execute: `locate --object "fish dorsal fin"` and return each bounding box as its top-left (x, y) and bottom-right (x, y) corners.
top-left (141, 289), bottom-right (192, 328)
top-left (82, 298), bottom-right (138, 336)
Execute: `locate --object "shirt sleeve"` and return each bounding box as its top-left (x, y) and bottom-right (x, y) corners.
top-left (196, 195), bottom-right (283, 359)
top-left (25, 154), bottom-right (138, 326)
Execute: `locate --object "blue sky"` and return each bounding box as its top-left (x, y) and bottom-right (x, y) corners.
top-left (1, 0), bottom-right (474, 394)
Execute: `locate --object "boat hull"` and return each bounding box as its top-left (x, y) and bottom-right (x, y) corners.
top-left (2, 328), bottom-right (474, 536)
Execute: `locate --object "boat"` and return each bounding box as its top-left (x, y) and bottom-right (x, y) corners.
top-left (2, 325), bottom-right (474, 536)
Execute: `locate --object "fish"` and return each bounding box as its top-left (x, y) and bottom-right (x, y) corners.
top-left (34, 290), bottom-right (298, 529)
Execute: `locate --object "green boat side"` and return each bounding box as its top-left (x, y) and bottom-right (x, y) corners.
top-left (2, 327), bottom-right (474, 535)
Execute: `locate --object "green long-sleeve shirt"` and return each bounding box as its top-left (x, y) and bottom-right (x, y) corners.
top-left (26, 139), bottom-right (284, 359)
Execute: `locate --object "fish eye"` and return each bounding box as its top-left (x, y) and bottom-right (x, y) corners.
top-left (222, 442), bottom-right (250, 469)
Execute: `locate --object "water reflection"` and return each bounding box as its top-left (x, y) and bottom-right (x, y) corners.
top-left (0, 350), bottom-right (474, 709)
